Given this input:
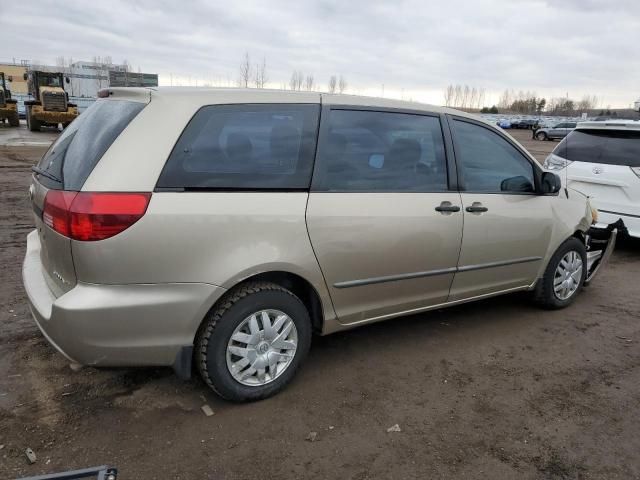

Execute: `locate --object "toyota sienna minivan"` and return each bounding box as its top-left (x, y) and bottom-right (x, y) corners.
top-left (23, 88), bottom-right (616, 401)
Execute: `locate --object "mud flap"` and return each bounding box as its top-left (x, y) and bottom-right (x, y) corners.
top-left (584, 219), bottom-right (623, 285)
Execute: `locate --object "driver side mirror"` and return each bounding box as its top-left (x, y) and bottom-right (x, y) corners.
top-left (500, 175), bottom-right (534, 193)
top-left (65, 77), bottom-right (70, 84)
top-left (540, 171), bottom-right (562, 195)
top-left (23, 73), bottom-right (28, 81)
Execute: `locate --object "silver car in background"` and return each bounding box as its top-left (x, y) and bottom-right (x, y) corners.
top-left (535, 121), bottom-right (577, 141)
top-left (23, 88), bottom-right (616, 402)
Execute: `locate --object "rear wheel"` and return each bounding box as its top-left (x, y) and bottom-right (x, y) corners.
top-left (196, 282), bottom-right (312, 402)
top-left (534, 237), bottom-right (587, 309)
top-left (536, 131), bottom-right (548, 141)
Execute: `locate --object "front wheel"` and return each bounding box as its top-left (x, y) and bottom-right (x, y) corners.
top-left (196, 282), bottom-right (312, 402)
top-left (536, 131), bottom-right (548, 141)
top-left (534, 237), bottom-right (587, 309)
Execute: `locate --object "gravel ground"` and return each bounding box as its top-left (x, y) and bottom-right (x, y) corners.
top-left (1, 126), bottom-right (639, 479)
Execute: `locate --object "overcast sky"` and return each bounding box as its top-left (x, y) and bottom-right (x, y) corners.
top-left (2, 0), bottom-right (638, 107)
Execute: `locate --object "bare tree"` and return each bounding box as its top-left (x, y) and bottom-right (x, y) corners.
top-left (289, 71), bottom-right (303, 91)
top-left (444, 84), bottom-right (455, 106)
top-left (328, 75), bottom-right (337, 93)
top-left (577, 94), bottom-right (600, 112)
top-left (477, 88), bottom-right (486, 109)
top-left (254, 56), bottom-right (268, 88)
top-left (238, 52), bottom-right (251, 88)
top-left (469, 87), bottom-right (478, 110)
top-left (497, 89), bottom-right (513, 110)
top-left (461, 85), bottom-right (470, 108)
top-left (453, 85), bottom-right (462, 107)
top-left (304, 74), bottom-right (315, 91)
top-left (338, 75), bottom-right (347, 94)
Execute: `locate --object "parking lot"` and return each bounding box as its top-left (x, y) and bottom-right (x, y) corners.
top-left (1, 125), bottom-right (639, 479)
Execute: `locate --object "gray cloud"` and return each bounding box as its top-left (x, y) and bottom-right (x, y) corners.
top-left (1, 0), bottom-right (638, 106)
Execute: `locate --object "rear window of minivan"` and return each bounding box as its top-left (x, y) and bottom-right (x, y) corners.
top-left (554, 129), bottom-right (640, 167)
top-left (156, 104), bottom-right (319, 190)
top-left (35, 100), bottom-right (146, 190)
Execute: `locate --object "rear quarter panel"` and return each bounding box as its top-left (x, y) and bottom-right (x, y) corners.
top-left (71, 192), bottom-right (337, 325)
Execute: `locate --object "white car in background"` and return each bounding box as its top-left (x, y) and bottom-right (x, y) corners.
top-left (544, 120), bottom-right (640, 238)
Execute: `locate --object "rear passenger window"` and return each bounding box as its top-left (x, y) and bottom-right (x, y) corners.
top-left (452, 120), bottom-right (535, 193)
top-left (312, 110), bottom-right (448, 192)
top-left (157, 104), bottom-right (319, 190)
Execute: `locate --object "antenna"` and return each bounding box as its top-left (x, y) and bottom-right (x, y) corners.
top-left (564, 116), bottom-right (570, 198)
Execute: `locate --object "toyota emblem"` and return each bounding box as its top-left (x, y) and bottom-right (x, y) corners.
top-left (592, 166), bottom-right (604, 174)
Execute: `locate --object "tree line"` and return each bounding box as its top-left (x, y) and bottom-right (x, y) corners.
top-left (238, 52), bottom-right (347, 93)
top-left (443, 84), bottom-right (486, 109)
top-left (454, 87), bottom-right (603, 115)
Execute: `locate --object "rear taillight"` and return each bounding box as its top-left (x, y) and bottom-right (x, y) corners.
top-left (43, 191), bottom-right (151, 241)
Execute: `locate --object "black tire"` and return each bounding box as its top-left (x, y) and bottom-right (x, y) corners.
top-left (534, 237), bottom-right (587, 309)
top-left (8, 112), bottom-right (19, 127)
top-left (536, 131), bottom-right (548, 141)
top-left (196, 282), bottom-right (312, 402)
top-left (26, 106), bottom-right (41, 132)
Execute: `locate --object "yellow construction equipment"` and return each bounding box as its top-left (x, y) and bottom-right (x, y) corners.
top-left (24, 70), bottom-right (78, 132)
top-left (0, 72), bottom-right (19, 127)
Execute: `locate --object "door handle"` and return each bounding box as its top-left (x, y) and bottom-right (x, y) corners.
top-left (465, 203), bottom-right (488, 213)
top-left (435, 202), bottom-right (461, 213)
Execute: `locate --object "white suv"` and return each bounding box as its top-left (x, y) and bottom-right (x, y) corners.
top-left (544, 120), bottom-right (640, 238)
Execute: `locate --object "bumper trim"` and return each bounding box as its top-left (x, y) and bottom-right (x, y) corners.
top-left (599, 209), bottom-right (640, 220)
top-left (584, 227), bottom-right (617, 285)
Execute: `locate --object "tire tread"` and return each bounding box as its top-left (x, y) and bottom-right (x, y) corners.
top-left (196, 281), bottom-right (301, 400)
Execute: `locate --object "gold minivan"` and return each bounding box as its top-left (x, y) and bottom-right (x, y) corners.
top-left (23, 88), bottom-right (616, 401)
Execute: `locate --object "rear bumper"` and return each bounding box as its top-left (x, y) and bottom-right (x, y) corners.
top-left (595, 209), bottom-right (639, 238)
top-left (23, 230), bottom-right (226, 370)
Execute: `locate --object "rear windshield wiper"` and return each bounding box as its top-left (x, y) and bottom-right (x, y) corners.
top-left (32, 165), bottom-right (62, 184)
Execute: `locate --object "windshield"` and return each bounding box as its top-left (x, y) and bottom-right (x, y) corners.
top-left (553, 129), bottom-right (640, 166)
top-left (38, 75), bottom-right (62, 87)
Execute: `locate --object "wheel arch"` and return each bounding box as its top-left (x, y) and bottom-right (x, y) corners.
top-left (197, 270), bottom-right (326, 341)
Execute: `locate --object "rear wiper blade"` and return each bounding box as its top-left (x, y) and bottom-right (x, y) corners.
top-left (31, 165), bottom-right (62, 183)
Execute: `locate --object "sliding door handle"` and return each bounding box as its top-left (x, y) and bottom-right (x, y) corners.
top-left (435, 202), bottom-right (461, 213)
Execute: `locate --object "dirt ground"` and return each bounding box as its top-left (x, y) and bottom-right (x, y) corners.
top-left (1, 126), bottom-right (639, 480)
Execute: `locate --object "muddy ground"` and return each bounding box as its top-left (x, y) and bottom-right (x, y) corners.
top-left (1, 128), bottom-right (639, 479)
